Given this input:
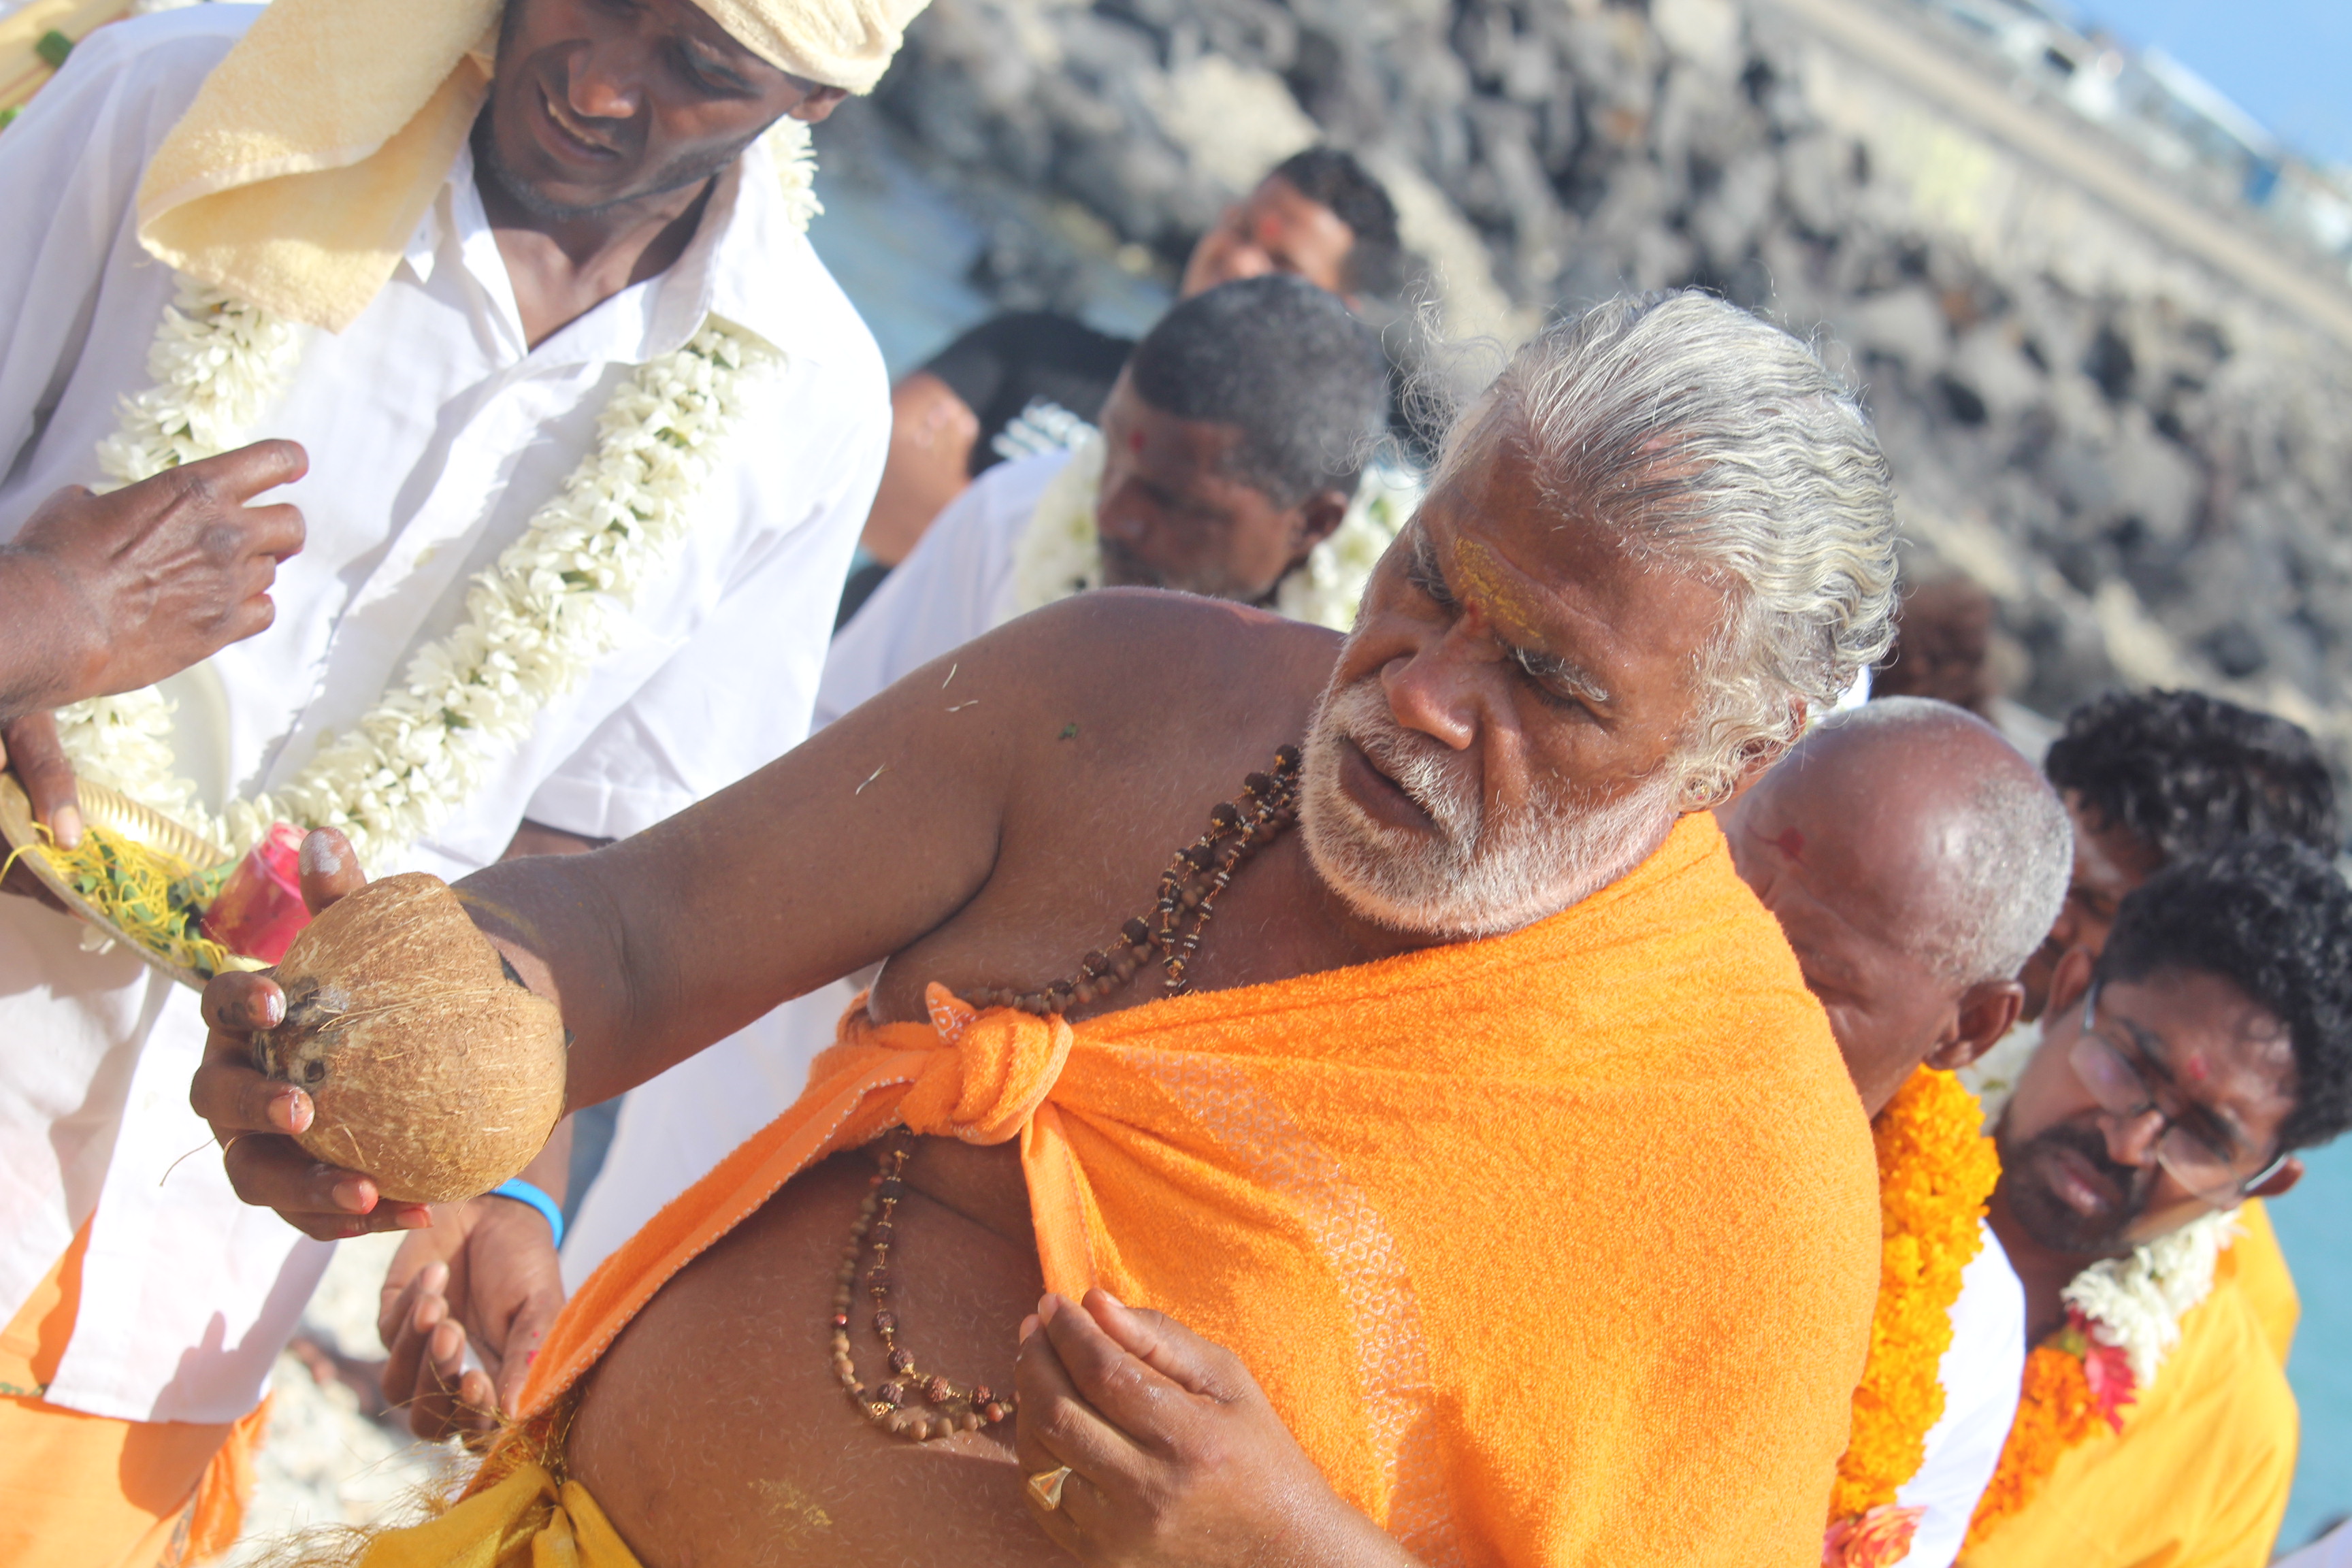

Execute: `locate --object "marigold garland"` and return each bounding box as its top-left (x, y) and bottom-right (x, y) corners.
top-left (1823, 1066), bottom-right (1999, 1564)
top-left (1963, 1340), bottom-right (2107, 1541)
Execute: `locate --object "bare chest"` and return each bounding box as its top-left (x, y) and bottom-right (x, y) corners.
top-left (567, 1143), bottom-right (1055, 1567)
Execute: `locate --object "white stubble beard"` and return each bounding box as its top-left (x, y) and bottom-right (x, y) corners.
top-left (1296, 673), bottom-right (1686, 940)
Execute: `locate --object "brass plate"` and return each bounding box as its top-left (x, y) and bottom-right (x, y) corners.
top-left (0, 773), bottom-right (267, 990)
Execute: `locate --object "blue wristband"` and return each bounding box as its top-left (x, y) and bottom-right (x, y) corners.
top-left (488, 1178), bottom-right (564, 1248)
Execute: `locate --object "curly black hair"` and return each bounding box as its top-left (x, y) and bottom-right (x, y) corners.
top-left (2045, 689), bottom-right (2340, 862)
top-left (2097, 836), bottom-right (2352, 1152)
top-left (1269, 148), bottom-right (1403, 298)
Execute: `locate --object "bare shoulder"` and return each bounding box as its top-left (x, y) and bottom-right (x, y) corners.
top-left (976, 591), bottom-right (1339, 777)
top-left (1005, 589), bottom-right (1342, 710)
top-left (856, 592), bottom-right (1340, 1022)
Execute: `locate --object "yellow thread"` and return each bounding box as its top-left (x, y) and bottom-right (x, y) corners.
top-left (17, 822), bottom-right (238, 977)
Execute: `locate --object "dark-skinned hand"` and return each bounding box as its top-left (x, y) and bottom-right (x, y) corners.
top-left (1013, 1290), bottom-right (1422, 1568)
top-left (0, 710), bottom-right (74, 909)
top-left (377, 1195), bottom-right (567, 1439)
top-left (0, 439), bottom-right (308, 721)
top-left (186, 826), bottom-right (434, 1241)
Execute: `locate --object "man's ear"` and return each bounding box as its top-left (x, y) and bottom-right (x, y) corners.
top-left (2046, 945), bottom-right (2097, 1020)
top-left (786, 85), bottom-right (849, 124)
top-left (1925, 979), bottom-right (2025, 1073)
top-left (2250, 1156), bottom-right (2304, 1201)
top-left (1716, 736), bottom-right (1791, 806)
top-left (1289, 489), bottom-right (1350, 556)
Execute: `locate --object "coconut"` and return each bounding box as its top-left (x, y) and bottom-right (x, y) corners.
top-left (255, 872), bottom-right (568, 1205)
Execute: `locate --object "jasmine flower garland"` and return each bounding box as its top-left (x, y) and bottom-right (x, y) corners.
top-left (50, 122), bottom-right (818, 870)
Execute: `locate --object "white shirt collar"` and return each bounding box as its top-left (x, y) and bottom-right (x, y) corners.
top-left (397, 130), bottom-right (820, 365)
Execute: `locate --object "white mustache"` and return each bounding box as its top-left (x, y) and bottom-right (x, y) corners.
top-left (1326, 680), bottom-right (1483, 847)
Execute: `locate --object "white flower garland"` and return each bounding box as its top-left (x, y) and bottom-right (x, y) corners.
top-left (52, 121), bottom-right (819, 869)
top-left (1006, 425), bottom-right (1422, 634)
top-left (2061, 1207), bottom-right (2234, 1386)
top-left (1962, 1018), bottom-right (2238, 1388)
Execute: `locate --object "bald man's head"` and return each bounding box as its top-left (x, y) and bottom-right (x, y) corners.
top-left (1721, 697), bottom-right (2073, 1115)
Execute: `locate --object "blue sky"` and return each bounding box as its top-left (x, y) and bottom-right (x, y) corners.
top-left (2073, 0), bottom-right (2352, 167)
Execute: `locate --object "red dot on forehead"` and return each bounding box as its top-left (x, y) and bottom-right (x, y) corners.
top-left (1128, 431), bottom-right (1146, 453)
top-left (1770, 828), bottom-right (1806, 862)
top-left (2183, 1054), bottom-right (2210, 1083)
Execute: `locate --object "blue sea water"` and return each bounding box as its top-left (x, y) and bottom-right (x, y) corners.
top-left (2275, 1137), bottom-right (2351, 1549)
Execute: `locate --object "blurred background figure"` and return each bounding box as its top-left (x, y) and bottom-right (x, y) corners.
top-left (844, 146), bottom-right (1401, 620)
top-left (1872, 576), bottom-right (2004, 716)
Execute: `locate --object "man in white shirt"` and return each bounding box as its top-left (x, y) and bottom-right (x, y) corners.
top-left (553, 276), bottom-right (1400, 1294)
top-left (1718, 698), bottom-right (2076, 1568)
top-left (0, 0), bottom-right (920, 1557)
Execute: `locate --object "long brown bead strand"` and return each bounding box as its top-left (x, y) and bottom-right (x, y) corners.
top-left (966, 743), bottom-right (1303, 1013)
top-left (828, 746), bottom-right (1301, 1445)
top-left (829, 1132), bottom-right (1014, 1442)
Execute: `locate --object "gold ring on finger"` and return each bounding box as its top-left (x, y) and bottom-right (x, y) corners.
top-left (1026, 1465), bottom-right (1073, 1511)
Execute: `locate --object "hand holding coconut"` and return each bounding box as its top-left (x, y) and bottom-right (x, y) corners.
top-left (192, 828), bottom-right (570, 1240)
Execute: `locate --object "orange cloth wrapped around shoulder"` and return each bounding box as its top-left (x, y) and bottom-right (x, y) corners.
top-left (528, 813), bottom-right (1880, 1566)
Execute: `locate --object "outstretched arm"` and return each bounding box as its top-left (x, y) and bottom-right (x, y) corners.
top-left (191, 615), bottom-right (1039, 1236)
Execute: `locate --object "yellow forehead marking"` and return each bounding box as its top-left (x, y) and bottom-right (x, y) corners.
top-left (1448, 535), bottom-right (1552, 649)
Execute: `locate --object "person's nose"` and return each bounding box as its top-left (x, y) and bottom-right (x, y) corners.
top-left (1218, 245), bottom-right (1275, 284)
top-left (1377, 625), bottom-right (1497, 753)
top-left (568, 46), bottom-right (643, 123)
top-left (1095, 482), bottom-right (1149, 549)
top-left (2101, 1103), bottom-right (2168, 1168)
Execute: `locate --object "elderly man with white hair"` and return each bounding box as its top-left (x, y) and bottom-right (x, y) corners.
top-left (1721, 697), bottom-right (2074, 1568)
top-left (197, 289), bottom-right (1902, 1568)
top-left (0, 0), bottom-right (920, 1556)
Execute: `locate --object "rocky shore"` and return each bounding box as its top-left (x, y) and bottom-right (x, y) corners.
top-left (838, 0), bottom-right (2352, 753)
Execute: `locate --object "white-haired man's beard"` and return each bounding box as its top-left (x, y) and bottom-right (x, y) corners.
top-left (1298, 675), bottom-right (1685, 940)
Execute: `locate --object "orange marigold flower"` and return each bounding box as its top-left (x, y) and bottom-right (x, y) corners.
top-left (1965, 1342), bottom-right (2110, 1548)
top-left (1828, 1068), bottom-right (1998, 1522)
top-left (1824, 1503), bottom-right (1926, 1568)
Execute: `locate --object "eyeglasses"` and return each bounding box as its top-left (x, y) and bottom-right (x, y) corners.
top-left (2071, 983), bottom-right (2288, 1207)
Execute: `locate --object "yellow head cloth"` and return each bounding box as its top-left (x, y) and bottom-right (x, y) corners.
top-left (134, 0), bottom-right (929, 332)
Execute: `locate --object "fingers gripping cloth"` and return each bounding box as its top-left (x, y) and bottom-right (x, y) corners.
top-left (529, 984), bottom-right (1083, 1416)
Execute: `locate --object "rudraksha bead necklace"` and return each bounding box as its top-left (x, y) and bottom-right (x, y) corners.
top-left (830, 745), bottom-right (1303, 1443)
top-left (966, 742), bottom-right (1303, 1013)
top-left (830, 1132), bottom-right (1013, 1441)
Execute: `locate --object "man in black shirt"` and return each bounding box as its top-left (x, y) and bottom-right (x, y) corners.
top-left (847, 148), bottom-right (1401, 618)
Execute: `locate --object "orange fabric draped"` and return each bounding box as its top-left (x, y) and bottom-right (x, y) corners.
top-left (525, 813), bottom-right (1881, 1567)
top-left (0, 1224), bottom-right (270, 1568)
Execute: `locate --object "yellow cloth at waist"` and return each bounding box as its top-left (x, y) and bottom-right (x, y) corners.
top-left (355, 1462), bottom-right (638, 1568)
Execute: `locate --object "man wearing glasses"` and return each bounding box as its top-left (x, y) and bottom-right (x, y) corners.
top-left (1966, 836), bottom-right (2352, 1567)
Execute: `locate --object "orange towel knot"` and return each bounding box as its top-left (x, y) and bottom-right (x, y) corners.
top-left (888, 983), bottom-right (1072, 1145)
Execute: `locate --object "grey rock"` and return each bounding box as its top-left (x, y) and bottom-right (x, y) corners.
top-left (1844, 286), bottom-right (1951, 378)
top-left (866, 0), bottom-right (2352, 753)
